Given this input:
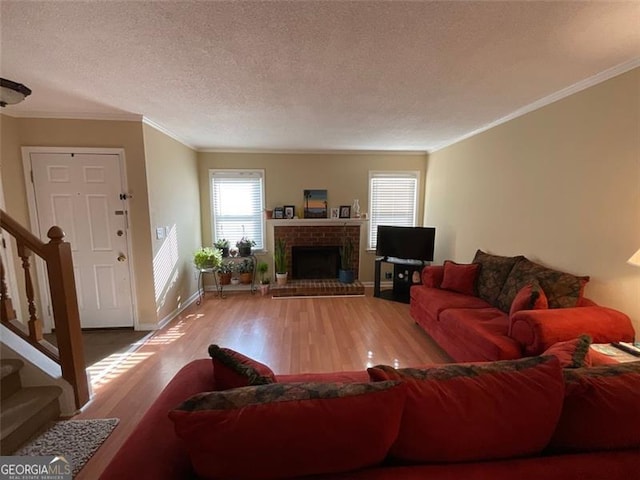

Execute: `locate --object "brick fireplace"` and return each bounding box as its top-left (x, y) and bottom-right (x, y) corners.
top-left (273, 223), bottom-right (361, 279)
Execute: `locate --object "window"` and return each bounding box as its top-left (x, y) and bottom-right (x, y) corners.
top-left (368, 171), bottom-right (419, 249)
top-left (210, 170), bottom-right (265, 250)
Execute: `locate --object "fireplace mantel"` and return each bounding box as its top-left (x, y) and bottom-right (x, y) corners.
top-left (268, 219), bottom-right (367, 227)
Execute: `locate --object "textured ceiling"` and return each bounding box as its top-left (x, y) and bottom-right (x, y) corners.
top-left (1, 1), bottom-right (639, 152)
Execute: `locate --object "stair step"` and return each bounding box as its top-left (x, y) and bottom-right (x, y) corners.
top-left (0, 385), bottom-right (62, 455)
top-left (1, 359), bottom-right (24, 400)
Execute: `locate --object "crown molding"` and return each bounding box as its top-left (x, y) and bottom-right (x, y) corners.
top-left (2, 110), bottom-right (142, 122)
top-left (430, 57), bottom-right (640, 153)
top-left (142, 117), bottom-right (196, 150)
top-left (197, 148), bottom-right (427, 155)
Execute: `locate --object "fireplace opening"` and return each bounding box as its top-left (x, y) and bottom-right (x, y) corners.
top-left (292, 246), bottom-right (341, 279)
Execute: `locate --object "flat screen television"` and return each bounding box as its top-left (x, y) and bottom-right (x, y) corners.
top-left (376, 226), bottom-right (436, 262)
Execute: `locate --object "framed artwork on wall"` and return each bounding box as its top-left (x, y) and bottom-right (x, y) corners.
top-left (339, 205), bottom-right (351, 219)
top-left (303, 189), bottom-right (328, 218)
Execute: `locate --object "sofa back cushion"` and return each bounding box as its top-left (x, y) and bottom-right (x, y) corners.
top-left (549, 362), bottom-right (640, 452)
top-left (208, 344), bottom-right (276, 389)
top-left (440, 260), bottom-right (480, 296)
top-left (496, 258), bottom-right (589, 312)
top-left (473, 250), bottom-right (524, 304)
top-left (169, 381), bottom-right (407, 479)
top-left (368, 356), bottom-right (564, 463)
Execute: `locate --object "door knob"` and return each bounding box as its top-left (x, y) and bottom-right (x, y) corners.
top-left (117, 254), bottom-right (127, 262)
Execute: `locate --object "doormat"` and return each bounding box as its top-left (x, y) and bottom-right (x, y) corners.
top-left (14, 418), bottom-right (119, 476)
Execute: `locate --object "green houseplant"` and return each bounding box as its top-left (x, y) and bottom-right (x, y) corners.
top-left (238, 258), bottom-right (254, 284)
top-left (274, 238), bottom-right (287, 286)
top-left (339, 237), bottom-right (355, 283)
top-left (257, 261), bottom-right (270, 295)
top-left (217, 260), bottom-right (234, 285)
top-left (236, 237), bottom-right (256, 257)
top-left (193, 247), bottom-right (222, 270)
top-left (214, 238), bottom-right (230, 257)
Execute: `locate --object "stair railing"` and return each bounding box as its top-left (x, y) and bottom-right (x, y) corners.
top-left (0, 209), bottom-right (89, 410)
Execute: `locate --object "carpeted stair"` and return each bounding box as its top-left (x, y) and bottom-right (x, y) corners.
top-left (0, 358), bottom-right (62, 455)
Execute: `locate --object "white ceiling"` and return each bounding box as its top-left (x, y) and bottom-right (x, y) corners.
top-left (1, 1), bottom-right (639, 152)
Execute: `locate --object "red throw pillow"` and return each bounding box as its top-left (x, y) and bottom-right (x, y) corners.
top-left (368, 356), bottom-right (564, 463)
top-left (542, 335), bottom-right (593, 368)
top-left (208, 344), bottom-right (276, 389)
top-left (549, 362), bottom-right (640, 452)
top-left (440, 260), bottom-right (479, 296)
top-left (508, 283), bottom-right (548, 336)
top-left (421, 265), bottom-right (445, 288)
top-left (169, 381), bottom-right (407, 479)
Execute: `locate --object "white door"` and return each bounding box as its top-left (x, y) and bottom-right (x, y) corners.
top-left (29, 152), bottom-right (133, 328)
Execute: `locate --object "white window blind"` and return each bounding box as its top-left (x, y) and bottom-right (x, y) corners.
top-left (368, 171), bottom-right (419, 249)
top-left (210, 170), bottom-right (265, 250)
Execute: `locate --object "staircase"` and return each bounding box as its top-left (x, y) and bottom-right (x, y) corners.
top-left (0, 358), bottom-right (62, 455)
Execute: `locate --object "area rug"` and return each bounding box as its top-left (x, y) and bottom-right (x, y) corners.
top-left (15, 418), bottom-right (119, 476)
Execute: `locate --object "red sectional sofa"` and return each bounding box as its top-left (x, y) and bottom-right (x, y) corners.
top-left (100, 346), bottom-right (640, 480)
top-left (410, 250), bottom-right (636, 362)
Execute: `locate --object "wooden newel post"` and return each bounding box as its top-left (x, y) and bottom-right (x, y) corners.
top-left (43, 226), bottom-right (90, 409)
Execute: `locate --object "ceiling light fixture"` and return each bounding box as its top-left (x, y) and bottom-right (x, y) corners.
top-left (0, 78), bottom-right (32, 107)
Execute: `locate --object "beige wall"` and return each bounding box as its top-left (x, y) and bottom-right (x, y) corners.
top-left (425, 68), bottom-right (640, 332)
top-left (198, 152), bottom-right (428, 281)
top-left (0, 117), bottom-right (158, 328)
top-left (143, 124), bottom-right (201, 323)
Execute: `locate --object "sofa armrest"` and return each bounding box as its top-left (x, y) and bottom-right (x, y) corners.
top-left (100, 359), bottom-right (215, 480)
top-left (510, 307), bottom-right (635, 355)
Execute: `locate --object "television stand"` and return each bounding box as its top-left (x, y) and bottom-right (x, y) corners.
top-left (374, 257), bottom-right (427, 304)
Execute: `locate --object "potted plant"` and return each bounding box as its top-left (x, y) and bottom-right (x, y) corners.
top-left (236, 237), bottom-right (256, 257)
top-left (238, 258), bottom-right (254, 284)
top-left (257, 261), bottom-right (270, 295)
top-left (339, 237), bottom-right (355, 283)
top-left (214, 238), bottom-right (230, 257)
top-left (193, 247), bottom-right (222, 270)
top-left (217, 260), bottom-right (234, 285)
top-left (274, 238), bottom-right (288, 286)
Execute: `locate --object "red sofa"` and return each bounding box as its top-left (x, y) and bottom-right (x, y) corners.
top-left (100, 346), bottom-right (640, 480)
top-left (410, 250), bottom-right (635, 362)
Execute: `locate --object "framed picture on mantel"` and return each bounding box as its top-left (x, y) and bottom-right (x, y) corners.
top-left (303, 190), bottom-right (328, 218)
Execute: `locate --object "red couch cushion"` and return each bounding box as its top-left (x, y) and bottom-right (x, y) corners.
top-left (368, 356), bottom-right (564, 463)
top-left (542, 335), bottom-right (593, 368)
top-left (549, 362), bottom-right (640, 452)
top-left (410, 286), bottom-right (491, 323)
top-left (438, 308), bottom-right (521, 361)
top-left (421, 265), bottom-right (444, 288)
top-left (208, 344), bottom-right (276, 389)
top-left (169, 381), bottom-right (407, 479)
top-left (441, 260), bottom-right (479, 296)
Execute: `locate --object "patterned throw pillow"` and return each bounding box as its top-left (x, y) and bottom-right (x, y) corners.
top-left (496, 258), bottom-right (589, 312)
top-left (473, 250), bottom-right (524, 305)
top-left (440, 260), bottom-right (480, 296)
top-left (542, 335), bottom-right (593, 368)
top-left (169, 381), bottom-right (407, 479)
top-left (208, 344), bottom-right (276, 389)
top-left (367, 356), bottom-right (564, 463)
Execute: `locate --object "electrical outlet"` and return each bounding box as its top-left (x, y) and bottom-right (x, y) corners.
top-left (156, 227), bottom-right (165, 240)
top-left (385, 272), bottom-right (392, 280)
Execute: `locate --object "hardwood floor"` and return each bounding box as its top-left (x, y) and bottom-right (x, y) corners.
top-left (74, 288), bottom-right (451, 479)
